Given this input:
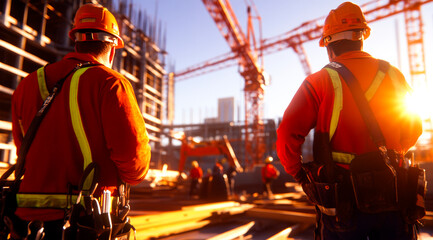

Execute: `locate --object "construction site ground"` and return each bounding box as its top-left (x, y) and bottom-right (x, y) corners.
top-left (1, 162), bottom-right (433, 239)
top-left (128, 161), bottom-right (433, 240)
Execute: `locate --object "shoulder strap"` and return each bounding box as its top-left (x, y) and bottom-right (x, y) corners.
top-left (15, 62), bottom-right (100, 180)
top-left (324, 60), bottom-right (390, 149)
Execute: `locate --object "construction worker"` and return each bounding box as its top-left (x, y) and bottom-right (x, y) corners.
top-left (276, 2), bottom-right (422, 239)
top-left (199, 168), bottom-right (213, 199)
top-left (209, 160), bottom-right (229, 201)
top-left (225, 165), bottom-right (237, 198)
top-left (189, 160), bottom-right (203, 198)
top-left (11, 3), bottom-right (150, 239)
top-left (261, 156), bottom-right (280, 199)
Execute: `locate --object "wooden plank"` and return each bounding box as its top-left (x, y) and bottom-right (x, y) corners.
top-left (246, 208), bottom-right (315, 224)
top-left (130, 201), bottom-right (253, 231)
top-left (421, 211), bottom-right (433, 227)
top-left (266, 226), bottom-right (293, 240)
top-left (134, 219), bottom-right (211, 239)
top-left (207, 221), bottom-right (255, 240)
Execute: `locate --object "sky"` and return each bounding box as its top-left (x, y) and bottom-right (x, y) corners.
top-left (130, 0), bottom-right (433, 125)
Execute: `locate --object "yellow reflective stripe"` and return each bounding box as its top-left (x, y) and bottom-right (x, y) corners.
top-left (332, 152), bottom-right (355, 164)
top-left (365, 69), bottom-right (385, 101)
top-left (325, 68), bottom-right (343, 141)
top-left (16, 193), bottom-right (79, 209)
top-left (37, 67), bottom-right (49, 100)
top-left (69, 67), bottom-right (93, 190)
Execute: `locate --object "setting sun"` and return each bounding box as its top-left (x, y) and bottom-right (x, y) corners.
top-left (404, 88), bottom-right (433, 120)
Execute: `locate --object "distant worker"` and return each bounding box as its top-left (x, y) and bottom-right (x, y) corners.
top-left (261, 156), bottom-right (280, 199)
top-left (209, 160), bottom-right (229, 200)
top-left (225, 165), bottom-right (237, 198)
top-left (276, 2), bottom-right (422, 239)
top-left (212, 160), bottom-right (224, 176)
top-left (11, 3), bottom-right (151, 239)
top-left (189, 160), bottom-right (203, 198)
top-left (199, 168), bottom-right (213, 199)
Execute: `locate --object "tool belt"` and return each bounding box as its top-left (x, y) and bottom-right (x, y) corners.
top-left (0, 165), bottom-right (24, 239)
top-left (63, 163), bottom-right (135, 240)
top-left (350, 150), bottom-right (399, 213)
top-left (301, 162), bottom-right (354, 219)
top-left (350, 150), bottom-right (426, 222)
top-left (301, 151), bottom-right (427, 223)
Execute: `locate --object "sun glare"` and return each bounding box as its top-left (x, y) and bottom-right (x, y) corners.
top-left (404, 88), bottom-right (433, 120)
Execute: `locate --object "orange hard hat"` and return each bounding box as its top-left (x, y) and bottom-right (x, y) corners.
top-left (69, 4), bottom-right (124, 48)
top-left (265, 156), bottom-right (273, 163)
top-left (319, 2), bottom-right (370, 47)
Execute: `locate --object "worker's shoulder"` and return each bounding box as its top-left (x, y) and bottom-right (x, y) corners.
top-left (15, 68), bottom-right (38, 90)
top-left (304, 68), bottom-right (331, 85)
top-left (85, 65), bottom-right (126, 81)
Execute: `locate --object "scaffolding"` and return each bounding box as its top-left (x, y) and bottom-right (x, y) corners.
top-left (0, 0), bottom-right (169, 168)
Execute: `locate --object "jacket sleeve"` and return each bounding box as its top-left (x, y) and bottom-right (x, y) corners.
top-left (276, 79), bottom-right (320, 178)
top-left (101, 77), bottom-right (151, 185)
top-left (391, 67), bottom-right (423, 150)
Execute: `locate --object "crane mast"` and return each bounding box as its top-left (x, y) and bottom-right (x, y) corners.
top-left (201, 0), bottom-right (267, 168)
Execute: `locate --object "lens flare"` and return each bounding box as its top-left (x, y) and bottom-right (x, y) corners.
top-left (404, 88), bottom-right (433, 120)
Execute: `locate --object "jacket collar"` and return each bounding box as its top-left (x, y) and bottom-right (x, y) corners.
top-left (333, 51), bottom-right (373, 62)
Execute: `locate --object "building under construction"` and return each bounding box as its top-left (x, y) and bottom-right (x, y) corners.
top-left (0, 0), bottom-right (278, 171)
top-left (0, 0), bottom-right (170, 167)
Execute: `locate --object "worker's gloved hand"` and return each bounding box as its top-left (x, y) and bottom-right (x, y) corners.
top-left (294, 169), bottom-right (320, 204)
top-left (293, 169), bottom-right (308, 185)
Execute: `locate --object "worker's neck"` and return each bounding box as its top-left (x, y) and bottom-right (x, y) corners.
top-left (95, 53), bottom-right (113, 68)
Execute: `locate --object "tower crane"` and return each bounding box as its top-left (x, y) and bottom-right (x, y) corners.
top-left (174, 0), bottom-right (433, 169)
top-left (199, 0), bottom-right (267, 169)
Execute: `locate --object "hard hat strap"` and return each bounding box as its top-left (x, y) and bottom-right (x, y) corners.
top-left (74, 32), bottom-right (119, 46)
top-left (324, 30), bottom-right (364, 46)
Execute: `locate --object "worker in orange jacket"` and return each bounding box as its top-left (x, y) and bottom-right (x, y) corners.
top-left (11, 4), bottom-right (150, 239)
top-left (261, 156), bottom-right (280, 199)
top-left (276, 2), bottom-right (422, 239)
top-left (189, 160), bottom-right (203, 197)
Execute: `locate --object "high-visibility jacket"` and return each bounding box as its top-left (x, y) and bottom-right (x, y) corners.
top-left (261, 163), bottom-right (279, 183)
top-left (189, 167), bottom-right (203, 179)
top-left (276, 51), bottom-right (422, 178)
top-left (11, 52), bottom-right (151, 221)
